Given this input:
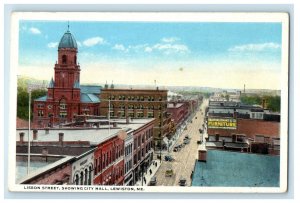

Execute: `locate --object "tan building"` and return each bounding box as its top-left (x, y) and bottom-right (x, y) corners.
top-left (99, 88), bottom-right (173, 148)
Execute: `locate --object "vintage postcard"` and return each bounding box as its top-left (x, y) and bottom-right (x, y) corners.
top-left (8, 12), bottom-right (289, 193)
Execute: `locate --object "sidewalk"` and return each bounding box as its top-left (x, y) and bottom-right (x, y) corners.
top-left (135, 159), bottom-right (161, 186)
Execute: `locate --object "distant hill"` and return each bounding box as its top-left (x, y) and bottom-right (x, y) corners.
top-left (17, 76), bottom-right (49, 90)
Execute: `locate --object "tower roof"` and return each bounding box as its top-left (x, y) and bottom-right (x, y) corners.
top-left (58, 30), bottom-right (78, 49)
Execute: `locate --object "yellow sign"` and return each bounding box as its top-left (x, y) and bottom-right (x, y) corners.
top-left (208, 118), bottom-right (237, 129)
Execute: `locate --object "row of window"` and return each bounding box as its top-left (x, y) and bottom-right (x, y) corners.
top-left (134, 129), bottom-right (153, 150)
top-left (133, 143), bottom-right (151, 165)
top-left (94, 144), bottom-right (124, 176)
top-left (125, 143), bottom-right (133, 156)
top-left (107, 95), bottom-right (165, 101)
top-left (74, 166), bottom-right (93, 185)
top-left (125, 160), bottom-right (133, 174)
top-left (110, 104), bottom-right (165, 110)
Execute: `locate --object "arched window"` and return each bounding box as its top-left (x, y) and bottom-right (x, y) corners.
top-left (84, 168), bottom-right (88, 185)
top-left (74, 55), bottom-right (77, 64)
top-left (62, 55), bottom-right (67, 64)
top-left (74, 174), bottom-right (79, 185)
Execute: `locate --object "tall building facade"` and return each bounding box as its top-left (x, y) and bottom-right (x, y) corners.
top-left (33, 28), bottom-right (101, 127)
top-left (99, 88), bottom-right (173, 148)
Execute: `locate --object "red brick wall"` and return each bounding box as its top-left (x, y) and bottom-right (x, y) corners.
top-left (93, 133), bottom-right (125, 185)
top-left (207, 118), bottom-right (280, 139)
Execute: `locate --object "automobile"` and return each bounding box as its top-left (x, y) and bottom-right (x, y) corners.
top-left (183, 139), bottom-right (190, 144)
top-left (149, 176), bottom-right (157, 186)
top-left (184, 135), bottom-right (190, 140)
top-left (179, 178), bottom-right (187, 186)
top-left (165, 168), bottom-right (174, 177)
top-left (173, 147), bottom-right (178, 152)
top-left (165, 155), bottom-right (175, 161)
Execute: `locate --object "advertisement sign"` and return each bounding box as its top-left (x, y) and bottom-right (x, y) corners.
top-left (208, 118), bottom-right (237, 129)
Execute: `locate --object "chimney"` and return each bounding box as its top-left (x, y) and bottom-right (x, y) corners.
top-left (19, 132), bottom-right (25, 143)
top-left (198, 149), bottom-right (207, 162)
top-left (33, 129), bottom-right (38, 140)
top-left (42, 147), bottom-right (49, 156)
top-left (215, 134), bottom-right (219, 142)
top-left (59, 132), bottom-right (64, 145)
top-left (45, 127), bottom-right (49, 135)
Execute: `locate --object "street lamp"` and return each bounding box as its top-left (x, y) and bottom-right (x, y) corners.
top-left (26, 82), bottom-right (47, 175)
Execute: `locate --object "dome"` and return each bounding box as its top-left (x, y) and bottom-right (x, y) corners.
top-left (58, 30), bottom-right (78, 49)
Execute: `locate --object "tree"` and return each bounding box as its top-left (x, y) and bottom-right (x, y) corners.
top-left (17, 87), bottom-right (47, 120)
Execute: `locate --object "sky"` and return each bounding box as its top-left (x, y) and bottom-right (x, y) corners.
top-left (18, 21), bottom-right (282, 90)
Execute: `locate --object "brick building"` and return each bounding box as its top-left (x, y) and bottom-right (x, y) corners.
top-left (99, 88), bottom-right (172, 148)
top-left (33, 28), bottom-right (101, 128)
top-left (205, 100), bottom-right (280, 155)
top-left (93, 130), bottom-right (126, 185)
top-left (16, 118), bottom-right (155, 185)
top-left (167, 102), bottom-right (189, 127)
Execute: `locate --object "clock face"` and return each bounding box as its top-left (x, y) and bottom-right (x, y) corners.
top-left (48, 105), bottom-right (52, 109)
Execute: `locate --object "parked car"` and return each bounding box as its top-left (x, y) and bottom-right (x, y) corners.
top-left (149, 176), bottom-right (157, 186)
top-left (165, 155), bottom-right (175, 161)
top-left (165, 168), bottom-right (174, 177)
top-left (179, 178), bottom-right (187, 186)
top-left (184, 139), bottom-right (190, 144)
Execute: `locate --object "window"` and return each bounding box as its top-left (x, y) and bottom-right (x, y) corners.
top-left (74, 55), bottom-right (77, 64)
top-left (38, 110), bottom-right (44, 117)
top-left (62, 55), bottom-right (67, 64)
top-left (95, 159), bottom-right (98, 175)
top-left (37, 103), bottom-right (44, 108)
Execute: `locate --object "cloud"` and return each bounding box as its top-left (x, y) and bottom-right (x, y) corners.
top-left (228, 42), bottom-right (281, 52)
top-left (144, 47), bottom-right (152, 52)
top-left (83, 37), bottom-right (105, 47)
top-left (161, 37), bottom-right (179, 43)
top-left (29, 27), bottom-right (41, 34)
top-left (112, 44), bottom-right (128, 52)
top-left (47, 42), bottom-right (58, 48)
top-left (152, 43), bottom-right (189, 54)
top-left (77, 41), bottom-right (82, 47)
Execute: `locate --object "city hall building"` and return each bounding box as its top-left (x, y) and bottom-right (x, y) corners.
top-left (33, 28), bottom-right (101, 127)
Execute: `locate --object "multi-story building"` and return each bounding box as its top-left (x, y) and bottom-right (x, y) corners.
top-left (124, 130), bottom-right (134, 186)
top-left (16, 118), bottom-right (155, 185)
top-left (33, 28), bottom-right (101, 128)
top-left (167, 101), bottom-right (189, 128)
top-left (205, 100), bottom-right (280, 155)
top-left (99, 88), bottom-right (172, 148)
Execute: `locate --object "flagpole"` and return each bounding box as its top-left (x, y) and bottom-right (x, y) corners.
top-left (27, 89), bottom-right (31, 175)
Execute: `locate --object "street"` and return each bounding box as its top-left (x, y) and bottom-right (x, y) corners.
top-left (154, 99), bottom-right (209, 186)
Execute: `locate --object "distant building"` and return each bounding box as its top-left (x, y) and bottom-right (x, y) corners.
top-left (205, 100), bottom-right (280, 155)
top-left (33, 28), bottom-right (101, 128)
top-left (167, 102), bottom-right (189, 128)
top-left (99, 88), bottom-right (172, 148)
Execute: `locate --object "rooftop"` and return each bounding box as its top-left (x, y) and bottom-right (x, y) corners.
top-left (167, 103), bottom-right (184, 108)
top-left (192, 150), bottom-right (279, 187)
top-left (58, 30), bottom-right (77, 49)
top-left (16, 118), bottom-right (155, 145)
top-left (16, 154), bottom-right (69, 183)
